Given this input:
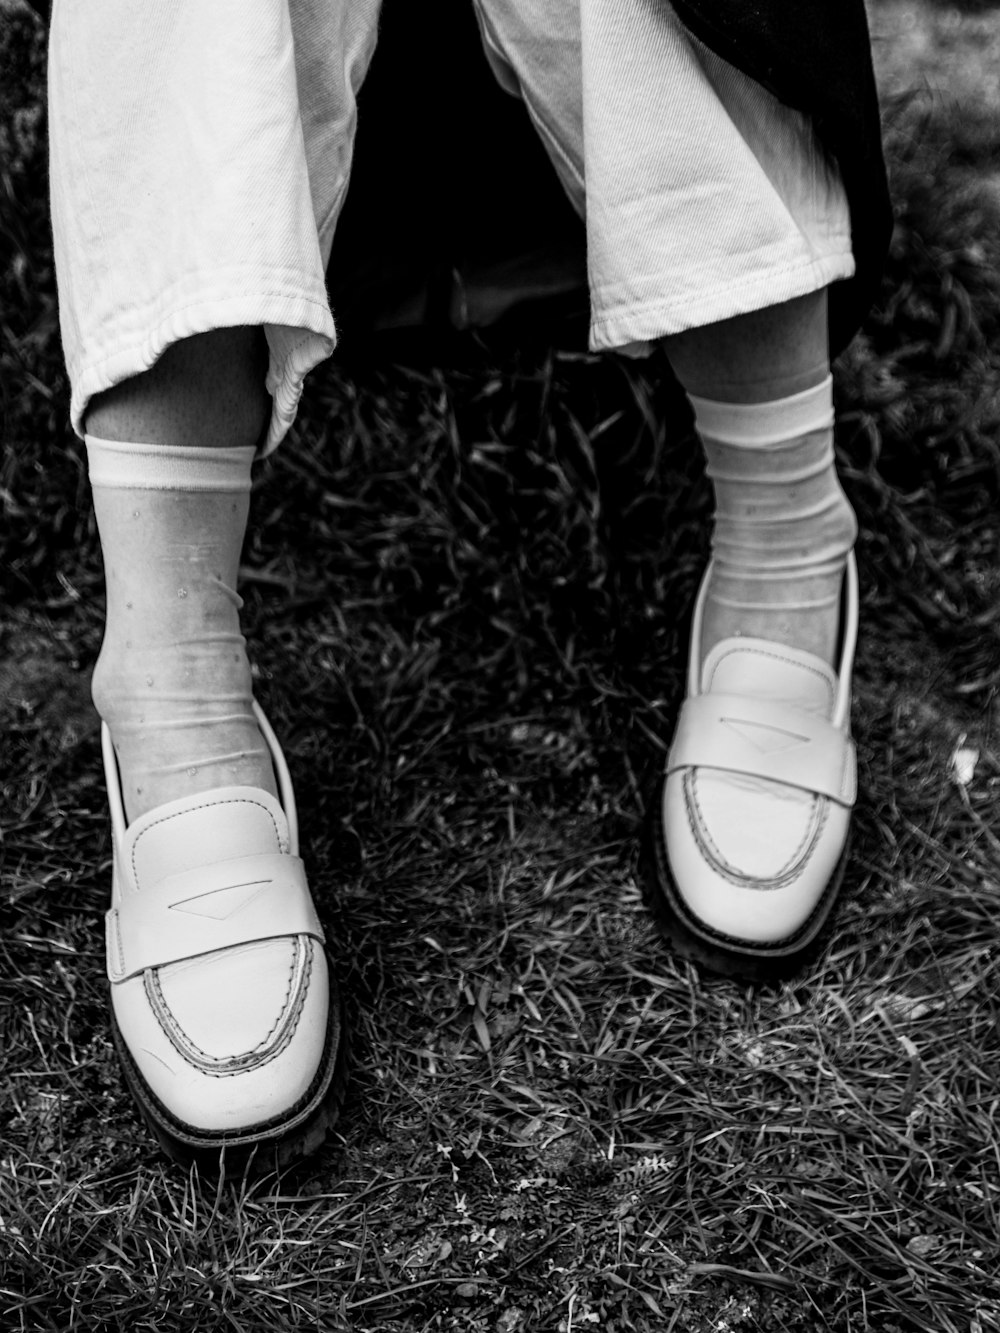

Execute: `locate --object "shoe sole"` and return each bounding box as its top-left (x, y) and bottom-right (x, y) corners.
top-left (111, 954), bottom-right (349, 1175)
top-left (638, 778), bottom-right (850, 984)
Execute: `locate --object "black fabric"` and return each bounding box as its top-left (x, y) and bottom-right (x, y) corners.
top-left (331, 0), bottom-right (892, 353)
top-left (330, 0), bottom-right (588, 342)
top-left (668, 0), bottom-right (892, 353)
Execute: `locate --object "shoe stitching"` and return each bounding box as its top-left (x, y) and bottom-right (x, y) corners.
top-left (108, 902), bottom-right (126, 978)
top-left (682, 768), bottom-right (828, 890)
top-left (144, 946), bottom-right (306, 1079)
top-left (685, 768), bottom-right (827, 888)
top-left (112, 970), bottom-right (344, 1153)
top-left (143, 936), bottom-right (314, 1078)
top-left (150, 936), bottom-right (304, 1060)
top-left (649, 789), bottom-right (850, 955)
top-left (129, 796), bottom-right (285, 888)
top-left (258, 933), bottom-right (301, 1050)
top-left (706, 645), bottom-right (836, 712)
top-left (145, 937), bottom-right (307, 1070)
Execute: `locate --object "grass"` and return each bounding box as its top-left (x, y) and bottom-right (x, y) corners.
top-left (3, 0), bottom-right (1000, 1329)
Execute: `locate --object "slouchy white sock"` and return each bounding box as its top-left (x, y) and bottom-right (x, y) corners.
top-left (87, 436), bottom-right (277, 823)
top-left (689, 376), bottom-right (857, 666)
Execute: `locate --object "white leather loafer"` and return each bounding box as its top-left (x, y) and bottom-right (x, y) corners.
top-left (641, 554), bottom-right (859, 980)
top-left (103, 703), bottom-right (347, 1170)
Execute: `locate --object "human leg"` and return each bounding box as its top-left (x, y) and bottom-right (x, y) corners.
top-left (87, 330), bottom-right (278, 823)
top-left (647, 289), bottom-right (859, 977)
top-left (48, 0), bottom-right (380, 451)
top-left (474, 0), bottom-right (860, 975)
top-left (663, 291), bottom-right (857, 668)
top-left (472, 0), bottom-right (855, 670)
top-left (87, 327), bottom-right (270, 451)
top-left (48, 0), bottom-right (380, 1164)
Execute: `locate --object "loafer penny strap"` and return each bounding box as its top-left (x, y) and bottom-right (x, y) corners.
top-left (106, 852), bottom-right (324, 983)
top-left (666, 693), bottom-right (856, 807)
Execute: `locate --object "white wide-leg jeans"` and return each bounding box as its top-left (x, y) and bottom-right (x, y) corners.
top-left (49, 0), bottom-right (854, 452)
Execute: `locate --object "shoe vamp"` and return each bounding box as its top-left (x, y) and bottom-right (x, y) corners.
top-left (156, 938), bottom-right (301, 1058)
top-left (690, 770), bottom-right (822, 881)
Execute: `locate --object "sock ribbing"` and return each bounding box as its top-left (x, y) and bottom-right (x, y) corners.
top-left (690, 377), bottom-right (856, 663)
top-left (687, 376), bottom-right (833, 446)
top-left (85, 435), bottom-right (255, 491)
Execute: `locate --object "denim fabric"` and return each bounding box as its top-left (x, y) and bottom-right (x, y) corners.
top-left (49, 0), bottom-right (852, 452)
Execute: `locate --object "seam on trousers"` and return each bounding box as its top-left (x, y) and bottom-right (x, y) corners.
top-left (590, 252), bottom-right (855, 347)
top-left (73, 286), bottom-right (334, 380)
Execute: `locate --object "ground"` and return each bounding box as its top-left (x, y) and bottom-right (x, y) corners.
top-left (2, 2), bottom-right (1000, 1331)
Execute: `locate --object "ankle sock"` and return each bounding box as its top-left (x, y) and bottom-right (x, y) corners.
top-left (689, 376), bottom-right (857, 666)
top-left (86, 435), bottom-right (278, 823)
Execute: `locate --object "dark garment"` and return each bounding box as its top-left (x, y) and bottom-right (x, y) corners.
top-left (332, 0), bottom-right (892, 352)
top-left (670, 0), bottom-right (893, 354)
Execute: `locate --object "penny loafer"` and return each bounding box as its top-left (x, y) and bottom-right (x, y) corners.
top-left (641, 554), bottom-right (858, 980)
top-left (102, 703), bottom-right (347, 1170)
